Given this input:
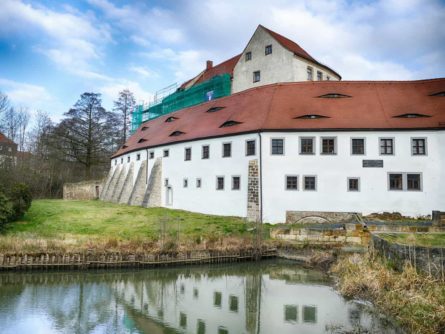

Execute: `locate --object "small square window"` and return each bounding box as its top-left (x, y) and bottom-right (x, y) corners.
top-left (136, 154), bottom-right (141, 161)
top-left (271, 138), bottom-right (284, 155)
top-left (214, 291), bottom-right (222, 307)
top-left (412, 138), bottom-right (426, 155)
top-left (127, 156), bottom-right (130, 163)
top-left (389, 173), bottom-right (403, 190)
top-left (286, 176), bottom-right (298, 190)
top-left (407, 174), bottom-right (421, 190)
top-left (380, 138), bottom-right (394, 155)
top-left (303, 305), bottom-right (317, 323)
top-left (253, 71), bottom-right (261, 83)
top-left (196, 178), bottom-right (201, 188)
top-left (202, 145), bottom-right (209, 159)
top-left (321, 137), bottom-right (336, 154)
top-left (245, 51), bottom-right (252, 61)
top-left (149, 151), bottom-right (154, 159)
top-left (284, 305), bottom-right (298, 323)
top-left (348, 178), bottom-right (360, 191)
top-left (222, 143), bottom-right (231, 157)
top-left (307, 66), bottom-right (313, 80)
top-left (304, 176), bottom-right (316, 191)
top-left (300, 137), bottom-right (314, 154)
top-left (183, 179), bottom-right (188, 188)
top-left (163, 149), bottom-right (169, 157)
top-left (232, 176), bottom-right (240, 190)
top-left (351, 138), bottom-right (365, 155)
top-left (317, 71), bottom-right (322, 81)
top-left (185, 148), bottom-right (191, 161)
top-left (265, 44), bottom-right (272, 55)
top-left (216, 177), bottom-right (224, 190)
top-left (246, 140), bottom-right (256, 156)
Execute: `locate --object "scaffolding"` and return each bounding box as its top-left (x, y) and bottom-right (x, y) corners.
top-left (130, 74), bottom-right (232, 133)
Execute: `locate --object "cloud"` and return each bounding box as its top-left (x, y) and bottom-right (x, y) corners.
top-left (0, 78), bottom-right (52, 109)
top-left (0, 0), bottom-right (112, 79)
top-left (99, 80), bottom-right (154, 107)
top-left (129, 66), bottom-right (158, 79)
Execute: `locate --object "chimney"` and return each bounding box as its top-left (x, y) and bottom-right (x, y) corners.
top-left (206, 60), bottom-right (213, 70)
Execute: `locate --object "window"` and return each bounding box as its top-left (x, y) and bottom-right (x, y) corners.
top-left (321, 137), bottom-right (336, 155)
top-left (271, 138), bottom-right (284, 155)
top-left (179, 312), bottom-right (187, 328)
top-left (164, 178), bottom-right (169, 186)
top-left (232, 176), bottom-right (240, 190)
top-left (300, 137), bottom-right (314, 154)
top-left (141, 126), bottom-right (149, 131)
top-left (193, 288), bottom-right (199, 298)
top-left (284, 305), bottom-right (298, 323)
top-left (121, 158), bottom-right (123, 164)
top-left (222, 143), bottom-right (231, 157)
top-left (138, 138), bottom-right (147, 143)
top-left (286, 176), bottom-right (298, 190)
top-left (218, 327), bottom-right (228, 334)
top-left (197, 320), bottom-right (205, 334)
top-left (214, 292), bottom-right (222, 307)
top-left (430, 91), bottom-right (445, 97)
top-left (196, 178), bottom-right (202, 188)
top-left (136, 154), bottom-right (141, 161)
top-left (207, 106), bottom-right (225, 113)
top-left (389, 174), bottom-right (403, 190)
top-left (317, 71), bottom-right (322, 81)
top-left (327, 76), bottom-right (331, 81)
top-left (216, 177), bottom-right (224, 190)
top-left (149, 151), bottom-right (154, 159)
top-left (407, 174), bottom-right (421, 191)
top-left (220, 120), bottom-right (242, 127)
top-left (351, 138), bottom-right (365, 155)
top-left (265, 44), bottom-right (272, 55)
top-left (185, 148), bottom-right (191, 161)
top-left (170, 131), bottom-right (185, 136)
top-left (246, 140), bottom-right (256, 156)
top-left (114, 160), bottom-right (117, 165)
top-left (317, 93), bottom-right (351, 98)
top-left (303, 305), bottom-right (317, 323)
top-left (229, 295), bottom-right (239, 312)
top-left (202, 145), bottom-right (209, 159)
top-left (380, 138), bottom-right (394, 155)
top-left (183, 179), bottom-right (188, 188)
top-left (253, 71), bottom-right (261, 83)
top-left (295, 114), bottom-right (329, 119)
top-left (394, 113), bottom-right (430, 118)
top-left (127, 156), bottom-right (130, 163)
top-left (163, 149), bottom-right (169, 157)
top-left (389, 173), bottom-right (422, 191)
top-left (411, 138), bottom-right (426, 155)
top-left (245, 51), bottom-right (252, 61)
top-left (304, 176), bottom-right (316, 191)
top-left (307, 66), bottom-right (313, 80)
top-left (348, 178), bottom-right (360, 191)
top-left (165, 116), bottom-right (178, 122)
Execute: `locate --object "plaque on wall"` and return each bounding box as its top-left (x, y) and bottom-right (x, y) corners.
top-left (362, 160), bottom-right (384, 168)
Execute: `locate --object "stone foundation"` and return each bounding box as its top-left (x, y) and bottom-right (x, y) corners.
top-left (286, 211), bottom-right (360, 224)
top-left (247, 159), bottom-right (260, 222)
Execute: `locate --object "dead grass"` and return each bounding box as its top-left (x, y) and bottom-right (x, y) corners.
top-left (331, 253), bottom-right (445, 334)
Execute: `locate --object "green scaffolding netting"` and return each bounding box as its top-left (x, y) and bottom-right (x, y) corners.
top-left (130, 73), bottom-right (231, 133)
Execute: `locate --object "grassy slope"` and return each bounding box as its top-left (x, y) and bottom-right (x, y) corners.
top-left (0, 200), bottom-right (255, 252)
top-left (379, 233), bottom-right (445, 247)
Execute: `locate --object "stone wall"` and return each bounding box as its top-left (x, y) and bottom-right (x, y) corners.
top-left (371, 234), bottom-right (445, 280)
top-left (247, 159), bottom-right (260, 222)
top-left (286, 211), bottom-right (359, 224)
top-left (63, 180), bottom-right (104, 200)
top-left (142, 158), bottom-right (162, 207)
top-left (433, 211), bottom-right (445, 227)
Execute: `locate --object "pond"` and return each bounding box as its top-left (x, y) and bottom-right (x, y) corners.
top-left (0, 259), bottom-right (401, 334)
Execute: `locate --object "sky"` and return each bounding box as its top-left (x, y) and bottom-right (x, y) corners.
top-left (0, 0), bottom-right (444, 121)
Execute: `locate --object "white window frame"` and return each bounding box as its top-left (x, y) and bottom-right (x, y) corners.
top-left (222, 142), bottom-right (232, 158)
top-left (379, 137), bottom-right (395, 156)
top-left (411, 137), bottom-right (427, 156)
top-left (320, 137), bottom-right (337, 155)
top-left (271, 138), bottom-right (285, 155)
top-left (299, 136), bottom-right (315, 155)
top-left (285, 175), bottom-right (299, 191)
top-left (303, 175), bottom-right (317, 191)
top-left (216, 176), bottom-right (225, 190)
top-left (231, 175), bottom-right (241, 190)
top-left (347, 177), bottom-right (360, 192)
top-left (350, 137), bottom-right (366, 156)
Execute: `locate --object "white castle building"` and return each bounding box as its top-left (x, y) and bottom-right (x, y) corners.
top-left (101, 25), bottom-right (445, 223)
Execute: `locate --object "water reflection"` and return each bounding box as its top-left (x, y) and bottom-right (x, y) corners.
top-left (0, 260), bottom-right (401, 334)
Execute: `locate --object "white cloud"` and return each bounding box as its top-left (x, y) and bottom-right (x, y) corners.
top-left (129, 66), bottom-right (158, 79)
top-left (0, 78), bottom-right (52, 109)
top-left (0, 0), bottom-right (112, 79)
top-left (99, 80), bottom-right (154, 107)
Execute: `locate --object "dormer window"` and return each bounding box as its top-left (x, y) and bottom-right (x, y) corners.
top-left (207, 106), bottom-right (225, 113)
top-left (294, 114), bottom-right (329, 119)
top-left (265, 45), bottom-right (272, 55)
top-left (138, 138), bottom-right (147, 143)
top-left (220, 120), bottom-right (242, 128)
top-left (141, 126), bottom-right (149, 131)
top-left (393, 113), bottom-right (431, 118)
top-left (170, 131), bottom-right (185, 136)
top-left (430, 91), bottom-right (445, 97)
top-left (317, 93), bottom-right (351, 98)
top-left (165, 116), bottom-right (178, 122)
top-left (245, 52), bottom-right (252, 61)
top-left (122, 145), bottom-right (128, 149)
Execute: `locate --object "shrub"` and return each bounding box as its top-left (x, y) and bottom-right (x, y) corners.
top-left (9, 183), bottom-right (32, 220)
top-left (0, 190), bottom-right (13, 227)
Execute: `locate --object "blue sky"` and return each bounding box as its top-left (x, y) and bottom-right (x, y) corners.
top-left (0, 0), bottom-right (444, 121)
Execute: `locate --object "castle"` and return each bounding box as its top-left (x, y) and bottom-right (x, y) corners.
top-left (100, 25), bottom-right (445, 223)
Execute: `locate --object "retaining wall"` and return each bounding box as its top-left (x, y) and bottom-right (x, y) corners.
top-left (63, 180), bottom-right (104, 200)
top-left (371, 234), bottom-right (445, 280)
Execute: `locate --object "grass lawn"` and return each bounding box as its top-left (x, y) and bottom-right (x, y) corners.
top-left (379, 233), bottom-right (445, 247)
top-left (0, 200), bottom-right (259, 253)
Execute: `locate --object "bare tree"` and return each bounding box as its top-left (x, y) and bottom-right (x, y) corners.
top-left (2, 107), bottom-right (19, 142)
top-left (113, 89), bottom-right (135, 144)
top-left (16, 107), bottom-right (30, 151)
top-left (0, 91), bottom-right (9, 116)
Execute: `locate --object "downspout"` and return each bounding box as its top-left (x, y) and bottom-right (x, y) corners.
top-left (145, 148), bottom-right (149, 184)
top-left (258, 132), bottom-right (263, 224)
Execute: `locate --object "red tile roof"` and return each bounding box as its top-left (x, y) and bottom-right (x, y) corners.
top-left (0, 132), bottom-right (14, 145)
top-left (113, 79), bottom-right (445, 158)
top-left (180, 54), bottom-right (241, 89)
top-left (260, 25), bottom-right (341, 79)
